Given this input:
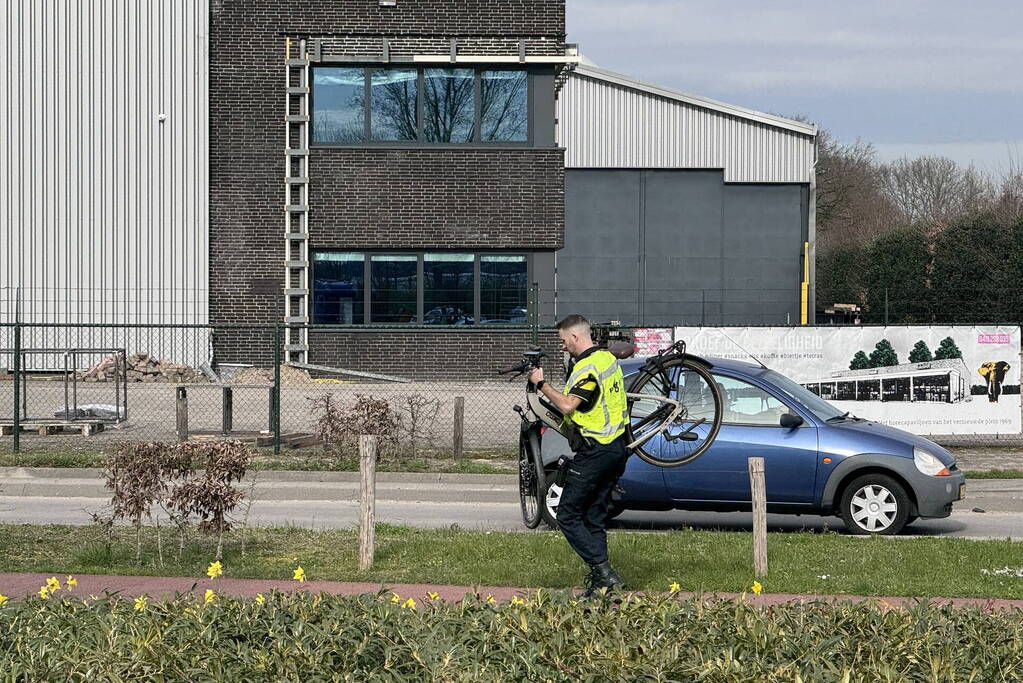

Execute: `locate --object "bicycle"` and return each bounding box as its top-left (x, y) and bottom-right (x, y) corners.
top-left (498, 340), bottom-right (724, 528)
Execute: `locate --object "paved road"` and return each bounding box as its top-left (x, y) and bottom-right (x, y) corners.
top-left (1, 468), bottom-right (1021, 539)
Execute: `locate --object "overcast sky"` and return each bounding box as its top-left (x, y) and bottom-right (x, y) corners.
top-left (566, 0), bottom-right (1023, 176)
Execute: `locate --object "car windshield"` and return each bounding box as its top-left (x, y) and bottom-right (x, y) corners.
top-left (760, 369), bottom-right (847, 422)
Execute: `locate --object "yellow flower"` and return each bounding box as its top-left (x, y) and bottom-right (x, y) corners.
top-left (207, 561), bottom-right (223, 579)
top-left (66, 576), bottom-right (77, 590)
top-left (569, 599), bottom-right (578, 606)
top-left (293, 566), bottom-right (306, 582)
top-left (0, 594), bottom-right (8, 605)
top-left (46, 577), bottom-right (61, 592)
top-left (401, 597), bottom-right (416, 610)
top-left (204, 589), bottom-right (216, 604)
top-left (751, 581), bottom-right (763, 595)
top-left (255, 593), bottom-right (266, 605)
top-left (510, 596), bottom-right (525, 606)
top-left (390, 593), bottom-right (401, 604)
top-left (669, 581), bottom-right (681, 593)
top-left (426, 591), bottom-right (440, 601)
top-left (485, 595), bottom-right (496, 605)
top-left (38, 586), bottom-right (50, 599)
top-left (134, 596), bottom-right (148, 611)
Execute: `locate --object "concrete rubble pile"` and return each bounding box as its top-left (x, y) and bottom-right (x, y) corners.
top-left (82, 353), bottom-right (210, 383)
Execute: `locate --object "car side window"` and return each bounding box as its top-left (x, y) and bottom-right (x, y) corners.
top-left (715, 375), bottom-right (793, 426)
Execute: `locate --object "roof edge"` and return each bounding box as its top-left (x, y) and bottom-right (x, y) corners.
top-left (572, 64), bottom-right (818, 137)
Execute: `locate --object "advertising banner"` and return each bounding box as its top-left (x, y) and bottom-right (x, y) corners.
top-left (632, 328), bottom-right (674, 357)
top-left (673, 326), bottom-right (1021, 435)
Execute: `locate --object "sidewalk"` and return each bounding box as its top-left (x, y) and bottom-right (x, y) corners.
top-left (2, 572), bottom-right (1021, 611)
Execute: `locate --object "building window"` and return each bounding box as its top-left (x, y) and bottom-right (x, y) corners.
top-left (480, 255), bottom-right (527, 323)
top-left (311, 66), bottom-right (529, 145)
top-left (370, 254), bottom-right (418, 323)
top-left (312, 68), bottom-right (365, 144)
top-left (480, 70), bottom-right (528, 142)
top-left (370, 68), bottom-right (418, 141)
top-left (312, 251), bottom-right (529, 325)
top-left (312, 252), bottom-right (365, 324)
top-left (424, 253), bottom-right (474, 324)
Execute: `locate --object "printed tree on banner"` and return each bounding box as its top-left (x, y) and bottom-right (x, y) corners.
top-left (849, 351), bottom-right (871, 370)
top-left (869, 339), bottom-right (899, 367)
top-left (934, 336), bottom-right (963, 360)
top-left (908, 340), bottom-right (933, 363)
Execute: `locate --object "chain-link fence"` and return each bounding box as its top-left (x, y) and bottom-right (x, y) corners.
top-left (2, 321), bottom-right (1022, 460)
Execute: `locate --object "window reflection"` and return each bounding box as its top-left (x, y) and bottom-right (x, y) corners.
top-left (312, 252), bottom-right (365, 324)
top-left (481, 70), bottom-right (527, 142)
top-left (312, 68), bottom-right (365, 143)
top-left (371, 255), bottom-right (418, 323)
top-left (423, 69), bottom-right (475, 143)
top-left (370, 68), bottom-right (418, 141)
top-left (424, 254), bottom-right (474, 324)
top-left (480, 255), bottom-right (527, 323)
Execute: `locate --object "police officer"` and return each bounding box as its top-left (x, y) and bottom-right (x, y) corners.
top-left (528, 314), bottom-right (629, 596)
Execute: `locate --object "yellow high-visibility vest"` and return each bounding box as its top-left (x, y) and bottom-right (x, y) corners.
top-left (563, 349), bottom-right (628, 444)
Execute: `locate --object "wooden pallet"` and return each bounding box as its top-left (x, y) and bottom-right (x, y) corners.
top-left (0, 421), bottom-right (105, 436)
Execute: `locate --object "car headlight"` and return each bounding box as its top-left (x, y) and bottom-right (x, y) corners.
top-left (914, 447), bottom-right (951, 476)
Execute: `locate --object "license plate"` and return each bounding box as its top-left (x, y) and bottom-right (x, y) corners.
top-left (959, 484), bottom-right (966, 500)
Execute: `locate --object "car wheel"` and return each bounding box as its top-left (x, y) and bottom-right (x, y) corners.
top-left (540, 472), bottom-right (561, 529)
top-left (839, 474), bottom-right (911, 535)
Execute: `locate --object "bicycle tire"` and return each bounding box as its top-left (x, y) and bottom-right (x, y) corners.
top-left (625, 355), bottom-right (723, 468)
top-left (518, 429), bottom-right (544, 528)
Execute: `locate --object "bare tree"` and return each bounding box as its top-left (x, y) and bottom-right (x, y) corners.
top-left (879, 156), bottom-right (993, 229)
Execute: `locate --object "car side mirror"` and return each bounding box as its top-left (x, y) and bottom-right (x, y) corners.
top-left (780, 413), bottom-right (804, 429)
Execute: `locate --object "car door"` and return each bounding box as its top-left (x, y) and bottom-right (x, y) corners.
top-left (663, 372), bottom-right (819, 505)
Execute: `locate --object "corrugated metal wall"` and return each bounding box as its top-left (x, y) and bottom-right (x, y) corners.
top-left (1, 1), bottom-right (209, 367)
top-left (557, 68), bottom-right (815, 183)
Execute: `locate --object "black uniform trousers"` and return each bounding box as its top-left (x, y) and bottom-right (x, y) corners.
top-left (557, 433), bottom-right (629, 567)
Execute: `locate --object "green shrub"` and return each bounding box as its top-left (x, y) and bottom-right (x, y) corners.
top-left (1, 591), bottom-right (1021, 680)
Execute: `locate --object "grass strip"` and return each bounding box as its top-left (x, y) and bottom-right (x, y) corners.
top-left (1, 523), bottom-right (1021, 599)
top-left (2, 590), bottom-right (1021, 679)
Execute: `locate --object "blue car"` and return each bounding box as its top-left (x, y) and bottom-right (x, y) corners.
top-left (539, 356), bottom-right (966, 535)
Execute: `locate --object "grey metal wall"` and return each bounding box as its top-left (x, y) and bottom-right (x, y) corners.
top-left (1, 1), bottom-right (209, 367)
top-left (558, 169), bottom-right (807, 326)
top-left (557, 66), bottom-right (816, 184)
top-left (1, 0), bottom-right (209, 327)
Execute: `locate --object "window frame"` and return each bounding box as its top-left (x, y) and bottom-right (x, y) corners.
top-left (311, 250), bottom-right (533, 326)
top-left (311, 65), bottom-right (534, 148)
top-left (713, 373), bottom-right (807, 428)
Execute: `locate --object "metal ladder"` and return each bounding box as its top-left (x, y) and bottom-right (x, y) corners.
top-left (284, 38), bottom-right (310, 363)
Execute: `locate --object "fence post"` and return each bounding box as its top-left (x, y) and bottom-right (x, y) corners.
top-left (12, 320), bottom-right (21, 453)
top-left (273, 324), bottom-right (282, 456)
top-left (529, 283), bottom-right (539, 346)
top-left (221, 386), bottom-right (233, 435)
top-left (175, 387), bottom-right (189, 442)
top-left (453, 396), bottom-right (465, 460)
top-left (359, 434), bottom-right (378, 571)
top-left (884, 288), bottom-right (889, 326)
top-left (748, 456), bottom-right (767, 578)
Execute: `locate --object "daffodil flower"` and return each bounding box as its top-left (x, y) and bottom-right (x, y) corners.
top-left (401, 597), bottom-right (416, 610)
top-left (134, 596), bottom-right (148, 611)
top-left (65, 576), bottom-right (77, 590)
top-left (207, 561), bottom-right (223, 579)
top-left (390, 593), bottom-right (401, 604)
top-left (0, 593), bottom-right (8, 605)
top-left (510, 596), bottom-right (525, 606)
top-left (204, 589), bottom-right (216, 604)
top-left (669, 581), bottom-right (681, 593)
top-left (46, 577), bottom-right (61, 592)
top-left (38, 586), bottom-right (50, 600)
top-left (426, 592), bottom-right (440, 600)
top-left (485, 595), bottom-right (496, 605)
top-left (293, 566), bottom-right (306, 582)
top-left (255, 593), bottom-right (266, 605)
top-left (751, 581), bottom-right (763, 595)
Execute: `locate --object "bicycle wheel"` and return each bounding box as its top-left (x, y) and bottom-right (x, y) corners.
top-left (518, 429), bottom-right (544, 528)
top-left (625, 356), bottom-right (723, 467)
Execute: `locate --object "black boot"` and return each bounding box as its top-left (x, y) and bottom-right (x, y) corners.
top-left (582, 561), bottom-right (624, 598)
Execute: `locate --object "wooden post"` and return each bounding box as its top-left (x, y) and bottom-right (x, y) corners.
top-left (359, 435), bottom-right (379, 571)
top-left (748, 456), bottom-right (767, 578)
top-left (175, 387), bottom-right (189, 442)
top-left (222, 386), bottom-right (233, 435)
top-left (453, 396), bottom-right (465, 460)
